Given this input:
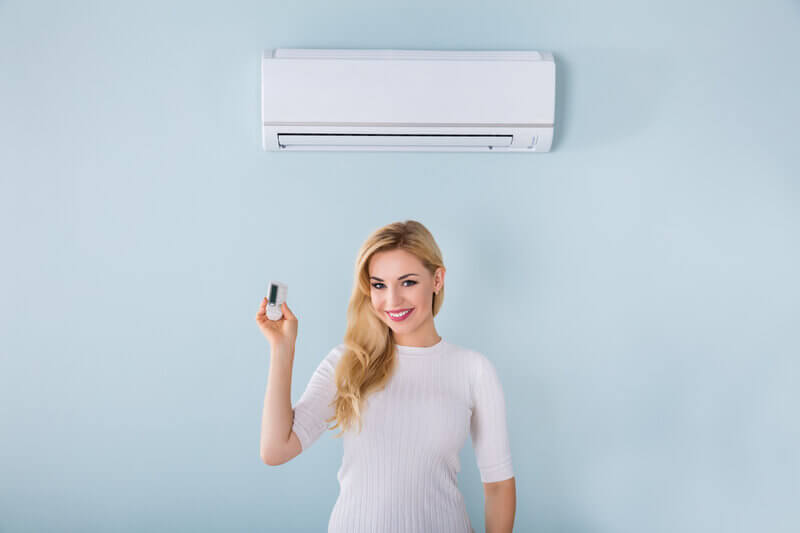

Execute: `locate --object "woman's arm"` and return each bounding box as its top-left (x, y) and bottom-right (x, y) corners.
top-left (256, 298), bottom-right (302, 464)
top-left (260, 342), bottom-right (300, 465)
top-left (484, 477), bottom-right (516, 533)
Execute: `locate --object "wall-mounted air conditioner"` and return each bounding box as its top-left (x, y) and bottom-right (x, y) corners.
top-left (261, 48), bottom-right (556, 152)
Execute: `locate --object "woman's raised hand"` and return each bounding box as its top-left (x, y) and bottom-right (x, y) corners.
top-left (256, 297), bottom-right (298, 350)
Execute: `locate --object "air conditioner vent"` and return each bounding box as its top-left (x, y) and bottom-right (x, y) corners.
top-left (277, 133), bottom-right (513, 149)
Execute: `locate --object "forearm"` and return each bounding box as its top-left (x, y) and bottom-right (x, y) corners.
top-left (260, 343), bottom-right (295, 458)
top-left (485, 484), bottom-right (515, 533)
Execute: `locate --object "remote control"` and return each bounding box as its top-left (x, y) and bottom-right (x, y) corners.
top-left (266, 281), bottom-right (288, 321)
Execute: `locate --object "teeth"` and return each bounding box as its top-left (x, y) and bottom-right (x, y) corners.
top-left (388, 309), bottom-right (410, 318)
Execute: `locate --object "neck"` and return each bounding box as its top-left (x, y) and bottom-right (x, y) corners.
top-left (393, 320), bottom-right (441, 347)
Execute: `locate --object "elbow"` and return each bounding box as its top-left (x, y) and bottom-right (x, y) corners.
top-left (261, 432), bottom-right (301, 466)
top-left (261, 451), bottom-right (281, 466)
top-left (260, 447), bottom-right (277, 466)
top-left (261, 455), bottom-right (279, 466)
top-left (261, 447), bottom-right (288, 466)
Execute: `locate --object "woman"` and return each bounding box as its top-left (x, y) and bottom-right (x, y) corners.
top-left (257, 220), bottom-right (516, 532)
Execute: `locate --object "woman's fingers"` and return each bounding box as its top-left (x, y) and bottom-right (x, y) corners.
top-left (256, 298), bottom-right (272, 323)
top-left (281, 301), bottom-right (297, 321)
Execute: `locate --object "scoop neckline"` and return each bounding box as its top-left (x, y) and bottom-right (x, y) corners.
top-left (395, 337), bottom-right (446, 357)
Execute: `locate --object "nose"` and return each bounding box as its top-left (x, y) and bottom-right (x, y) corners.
top-left (385, 288), bottom-right (405, 309)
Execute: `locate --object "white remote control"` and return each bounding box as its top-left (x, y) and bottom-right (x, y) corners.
top-left (266, 281), bottom-right (288, 321)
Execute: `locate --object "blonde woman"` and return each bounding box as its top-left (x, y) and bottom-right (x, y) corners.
top-left (257, 220), bottom-right (516, 532)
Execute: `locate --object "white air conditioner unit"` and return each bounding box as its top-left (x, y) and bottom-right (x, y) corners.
top-left (261, 48), bottom-right (556, 152)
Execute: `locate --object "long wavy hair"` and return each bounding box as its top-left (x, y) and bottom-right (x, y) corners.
top-left (325, 220), bottom-right (446, 437)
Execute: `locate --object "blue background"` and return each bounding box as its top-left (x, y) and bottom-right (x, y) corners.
top-left (1, 1), bottom-right (798, 531)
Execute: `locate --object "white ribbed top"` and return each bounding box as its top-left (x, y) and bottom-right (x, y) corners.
top-left (291, 339), bottom-right (514, 532)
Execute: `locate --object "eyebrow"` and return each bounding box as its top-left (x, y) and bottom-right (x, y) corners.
top-left (369, 273), bottom-right (420, 282)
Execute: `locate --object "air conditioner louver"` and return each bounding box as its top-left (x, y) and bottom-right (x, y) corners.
top-left (277, 133), bottom-right (515, 149)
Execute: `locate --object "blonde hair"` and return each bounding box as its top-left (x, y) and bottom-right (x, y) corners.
top-left (325, 220), bottom-right (446, 437)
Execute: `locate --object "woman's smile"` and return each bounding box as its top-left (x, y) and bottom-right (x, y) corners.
top-left (386, 308), bottom-right (414, 322)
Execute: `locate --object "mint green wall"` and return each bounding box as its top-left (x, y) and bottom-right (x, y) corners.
top-left (1, 1), bottom-right (797, 531)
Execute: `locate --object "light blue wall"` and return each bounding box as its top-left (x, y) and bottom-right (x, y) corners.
top-left (1, 1), bottom-right (798, 531)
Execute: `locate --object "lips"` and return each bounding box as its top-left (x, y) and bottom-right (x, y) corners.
top-left (386, 308), bottom-right (414, 322)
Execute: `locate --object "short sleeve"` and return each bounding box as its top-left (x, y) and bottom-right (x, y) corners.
top-left (291, 344), bottom-right (344, 451)
top-left (469, 354), bottom-right (514, 483)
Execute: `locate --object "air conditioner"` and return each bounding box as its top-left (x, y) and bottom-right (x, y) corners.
top-left (261, 48), bottom-right (556, 152)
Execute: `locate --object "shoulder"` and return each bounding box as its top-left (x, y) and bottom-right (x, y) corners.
top-left (444, 341), bottom-right (506, 399)
top-left (325, 343), bottom-right (347, 365)
top-left (307, 343), bottom-right (347, 374)
top-left (441, 341), bottom-right (495, 379)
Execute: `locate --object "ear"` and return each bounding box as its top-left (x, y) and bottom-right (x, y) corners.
top-left (434, 267), bottom-right (445, 292)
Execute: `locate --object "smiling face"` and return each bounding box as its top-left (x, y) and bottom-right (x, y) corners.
top-left (368, 248), bottom-right (444, 344)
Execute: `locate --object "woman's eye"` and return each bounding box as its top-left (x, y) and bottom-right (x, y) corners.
top-left (371, 280), bottom-right (417, 289)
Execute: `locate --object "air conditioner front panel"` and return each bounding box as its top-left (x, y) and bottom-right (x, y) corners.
top-left (263, 51), bottom-right (554, 125)
top-left (261, 49), bottom-right (556, 152)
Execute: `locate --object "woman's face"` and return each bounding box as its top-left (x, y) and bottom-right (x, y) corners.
top-left (368, 248), bottom-right (444, 336)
